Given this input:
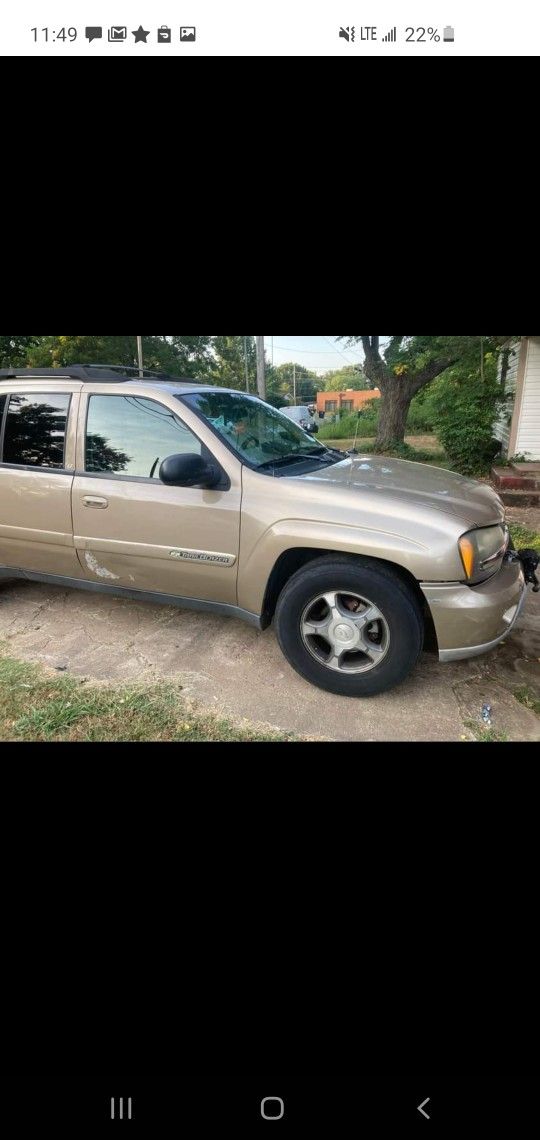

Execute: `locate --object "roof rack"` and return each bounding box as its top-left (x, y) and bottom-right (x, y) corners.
top-left (0, 364), bottom-right (199, 385)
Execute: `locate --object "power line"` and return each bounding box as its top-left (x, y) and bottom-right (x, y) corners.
top-left (322, 335), bottom-right (363, 367)
top-left (269, 337), bottom-right (391, 358)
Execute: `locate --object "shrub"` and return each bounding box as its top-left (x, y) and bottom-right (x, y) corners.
top-left (430, 359), bottom-right (503, 476)
top-left (319, 395), bottom-right (436, 442)
top-left (319, 406), bottom-right (378, 440)
top-left (406, 392), bottom-right (437, 433)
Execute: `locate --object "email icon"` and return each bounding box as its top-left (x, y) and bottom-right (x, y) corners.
top-left (108, 26), bottom-right (127, 41)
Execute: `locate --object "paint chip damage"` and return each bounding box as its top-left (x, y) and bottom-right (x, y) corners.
top-left (84, 552), bottom-right (120, 581)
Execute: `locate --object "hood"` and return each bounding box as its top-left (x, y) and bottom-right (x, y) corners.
top-left (301, 455), bottom-right (505, 529)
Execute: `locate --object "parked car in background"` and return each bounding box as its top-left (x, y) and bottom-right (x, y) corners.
top-left (281, 405), bottom-right (319, 434)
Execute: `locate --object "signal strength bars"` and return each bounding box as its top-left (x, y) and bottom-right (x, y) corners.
top-left (382, 27), bottom-right (397, 41)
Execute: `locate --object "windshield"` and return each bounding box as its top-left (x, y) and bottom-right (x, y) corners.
top-left (182, 392), bottom-right (333, 470)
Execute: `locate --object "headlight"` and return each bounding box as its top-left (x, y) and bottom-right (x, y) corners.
top-left (459, 525), bottom-right (509, 583)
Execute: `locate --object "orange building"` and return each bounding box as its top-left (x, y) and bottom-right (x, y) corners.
top-left (316, 388), bottom-right (381, 416)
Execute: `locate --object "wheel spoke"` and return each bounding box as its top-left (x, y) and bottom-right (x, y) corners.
top-left (303, 618), bottom-right (332, 639)
top-left (352, 604), bottom-right (383, 629)
top-left (361, 640), bottom-right (386, 661)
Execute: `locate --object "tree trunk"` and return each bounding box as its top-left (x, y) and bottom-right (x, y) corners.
top-left (376, 379), bottom-right (412, 449)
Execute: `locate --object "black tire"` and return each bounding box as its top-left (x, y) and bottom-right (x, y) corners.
top-left (275, 556), bottom-right (424, 697)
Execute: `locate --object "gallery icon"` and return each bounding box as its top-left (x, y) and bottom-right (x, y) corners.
top-left (85, 26), bottom-right (103, 42)
top-left (180, 27), bottom-right (196, 41)
top-left (157, 25), bottom-right (172, 42)
top-left (108, 26), bottom-right (127, 41)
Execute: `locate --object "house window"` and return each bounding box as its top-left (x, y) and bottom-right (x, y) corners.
top-left (341, 400), bottom-right (354, 412)
top-left (326, 401), bottom-right (337, 413)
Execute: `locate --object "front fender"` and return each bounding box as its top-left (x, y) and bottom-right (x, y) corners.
top-left (238, 518), bottom-right (436, 616)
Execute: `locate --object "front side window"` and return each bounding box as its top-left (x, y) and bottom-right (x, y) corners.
top-left (86, 395), bottom-right (202, 479)
top-left (1, 393), bottom-right (70, 468)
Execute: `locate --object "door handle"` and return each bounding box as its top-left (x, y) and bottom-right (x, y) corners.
top-left (83, 496), bottom-right (109, 509)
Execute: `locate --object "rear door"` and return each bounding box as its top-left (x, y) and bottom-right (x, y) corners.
top-left (72, 389), bottom-right (242, 605)
top-left (0, 385), bottom-right (81, 577)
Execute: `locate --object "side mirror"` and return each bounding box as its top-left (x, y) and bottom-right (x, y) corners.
top-left (307, 424), bottom-right (319, 435)
top-left (160, 453), bottom-right (221, 488)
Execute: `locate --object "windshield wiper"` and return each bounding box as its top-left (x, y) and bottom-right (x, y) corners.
top-left (257, 451), bottom-right (329, 471)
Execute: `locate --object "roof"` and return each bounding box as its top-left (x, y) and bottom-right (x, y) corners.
top-left (0, 365), bottom-right (266, 400)
top-left (0, 364), bottom-right (200, 385)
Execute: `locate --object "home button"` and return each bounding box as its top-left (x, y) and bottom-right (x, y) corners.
top-left (261, 1097), bottom-right (285, 1121)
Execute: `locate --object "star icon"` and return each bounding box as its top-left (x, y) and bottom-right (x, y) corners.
top-left (132, 25), bottom-right (150, 42)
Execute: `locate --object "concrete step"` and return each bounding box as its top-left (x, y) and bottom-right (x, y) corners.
top-left (491, 466), bottom-right (540, 491)
top-left (498, 489), bottom-right (540, 508)
top-left (513, 461), bottom-right (540, 474)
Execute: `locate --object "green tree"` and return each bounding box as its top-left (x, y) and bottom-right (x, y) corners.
top-left (27, 336), bottom-right (213, 378)
top-left (212, 336), bottom-right (257, 391)
top-left (337, 336), bottom-right (513, 449)
top-left (268, 363), bottom-right (318, 405)
top-left (0, 336), bottom-right (39, 366)
top-left (323, 366), bottom-right (367, 392)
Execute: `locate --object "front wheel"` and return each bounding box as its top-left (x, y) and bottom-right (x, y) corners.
top-left (275, 557), bottom-right (424, 697)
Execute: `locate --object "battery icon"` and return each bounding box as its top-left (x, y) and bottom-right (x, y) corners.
top-left (443, 26), bottom-right (455, 41)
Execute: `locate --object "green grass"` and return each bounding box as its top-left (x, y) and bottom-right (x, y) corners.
top-left (508, 524), bottom-right (540, 554)
top-left (324, 438), bottom-right (450, 467)
top-left (0, 652), bottom-right (294, 743)
top-left (464, 719), bottom-right (509, 743)
top-left (514, 686), bottom-right (540, 716)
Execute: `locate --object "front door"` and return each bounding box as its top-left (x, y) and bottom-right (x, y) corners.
top-left (0, 388), bottom-right (81, 577)
top-left (72, 392), bottom-right (241, 605)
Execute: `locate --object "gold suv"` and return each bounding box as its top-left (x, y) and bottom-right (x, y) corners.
top-left (0, 365), bottom-right (534, 697)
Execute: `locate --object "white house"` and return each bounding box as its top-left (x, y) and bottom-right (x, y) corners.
top-left (494, 336), bottom-right (540, 461)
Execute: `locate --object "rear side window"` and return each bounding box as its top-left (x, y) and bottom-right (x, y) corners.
top-left (86, 395), bottom-right (202, 479)
top-left (1, 393), bottom-right (71, 469)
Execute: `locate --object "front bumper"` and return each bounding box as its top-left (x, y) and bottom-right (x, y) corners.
top-left (421, 557), bottom-right (527, 664)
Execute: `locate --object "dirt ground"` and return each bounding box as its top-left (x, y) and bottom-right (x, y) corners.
top-left (1, 572), bottom-right (538, 743)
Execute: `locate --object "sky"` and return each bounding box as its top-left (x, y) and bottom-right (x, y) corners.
top-left (264, 336), bottom-right (365, 374)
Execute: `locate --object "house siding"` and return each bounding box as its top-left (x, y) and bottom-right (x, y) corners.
top-left (515, 337), bottom-right (540, 460)
top-left (494, 340), bottom-right (521, 453)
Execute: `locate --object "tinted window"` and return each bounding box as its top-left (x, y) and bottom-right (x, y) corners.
top-left (86, 395), bottom-right (202, 479)
top-left (0, 393), bottom-right (6, 426)
top-left (2, 393), bottom-right (70, 468)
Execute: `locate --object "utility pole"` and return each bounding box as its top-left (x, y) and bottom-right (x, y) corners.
top-left (137, 336), bottom-right (144, 377)
top-left (293, 363), bottom-right (297, 405)
top-left (244, 336), bottom-right (250, 393)
top-left (480, 335), bottom-right (485, 382)
top-left (256, 336), bottom-right (266, 400)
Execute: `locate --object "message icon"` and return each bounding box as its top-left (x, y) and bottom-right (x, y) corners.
top-left (180, 27), bottom-right (196, 41)
top-left (108, 26), bottom-right (127, 41)
top-left (86, 26), bottom-right (103, 42)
